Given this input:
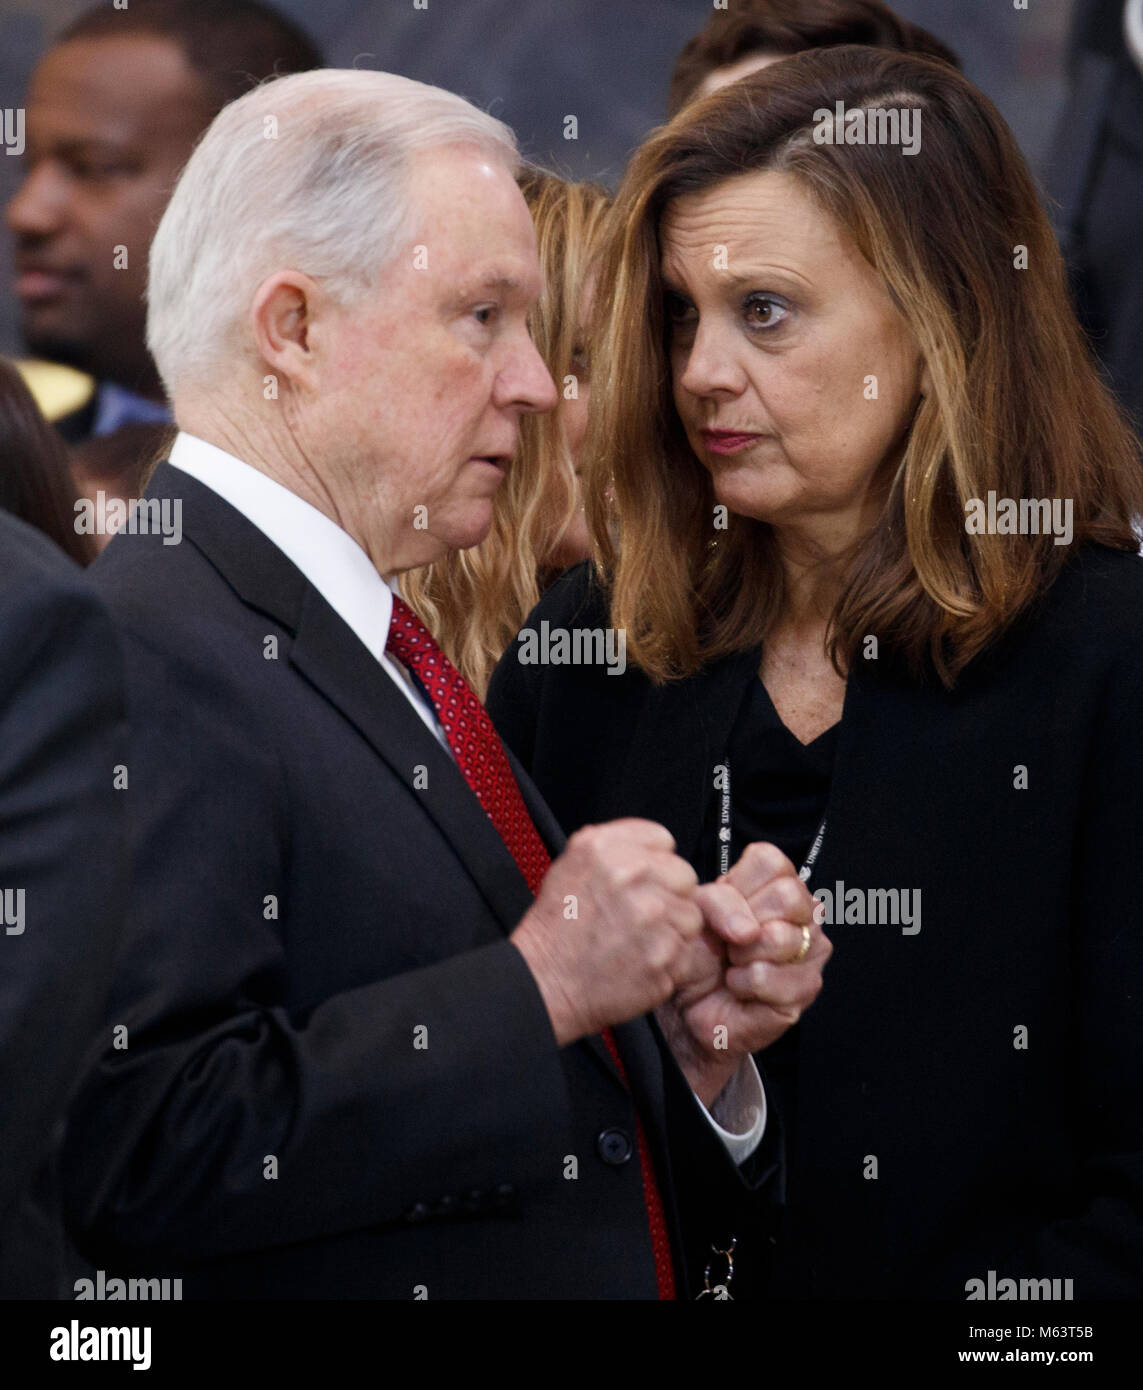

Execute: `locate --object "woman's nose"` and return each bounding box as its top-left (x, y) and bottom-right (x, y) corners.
top-left (677, 318), bottom-right (747, 399)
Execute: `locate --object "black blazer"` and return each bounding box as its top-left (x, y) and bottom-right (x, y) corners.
top-left (61, 463), bottom-right (777, 1300)
top-left (0, 509), bottom-right (128, 1297)
top-left (487, 548), bottom-right (1143, 1299)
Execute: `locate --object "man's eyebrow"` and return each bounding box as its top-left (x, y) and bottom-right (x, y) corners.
top-left (475, 272), bottom-right (524, 293)
top-left (445, 272), bottom-right (532, 311)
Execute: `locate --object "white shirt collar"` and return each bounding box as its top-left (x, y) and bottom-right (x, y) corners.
top-left (167, 430), bottom-right (396, 665)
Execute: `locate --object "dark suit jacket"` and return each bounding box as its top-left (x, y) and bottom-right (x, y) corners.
top-left (61, 463), bottom-right (777, 1299)
top-left (0, 509), bottom-right (128, 1297)
top-left (487, 548), bottom-right (1143, 1298)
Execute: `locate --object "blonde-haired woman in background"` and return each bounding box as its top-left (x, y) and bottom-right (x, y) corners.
top-left (401, 168), bottom-right (610, 697)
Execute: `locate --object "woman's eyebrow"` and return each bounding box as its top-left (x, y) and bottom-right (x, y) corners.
top-left (719, 265), bottom-right (814, 292)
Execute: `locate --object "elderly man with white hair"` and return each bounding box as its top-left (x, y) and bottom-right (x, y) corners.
top-left (59, 69), bottom-right (826, 1299)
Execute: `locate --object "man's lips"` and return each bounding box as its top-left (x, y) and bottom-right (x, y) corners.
top-left (470, 455), bottom-right (510, 475)
top-left (14, 267), bottom-right (84, 302)
top-left (699, 429), bottom-right (764, 455)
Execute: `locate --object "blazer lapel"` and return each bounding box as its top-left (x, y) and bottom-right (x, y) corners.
top-left (571, 645), bottom-right (759, 1095)
top-left (610, 645), bottom-right (761, 868)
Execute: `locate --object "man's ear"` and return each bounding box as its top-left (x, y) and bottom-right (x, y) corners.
top-left (250, 271), bottom-right (327, 391)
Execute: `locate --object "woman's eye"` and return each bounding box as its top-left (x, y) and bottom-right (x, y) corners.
top-left (743, 294), bottom-right (788, 330)
top-left (570, 345), bottom-right (590, 376)
top-left (664, 292), bottom-right (695, 324)
top-left (473, 305), bottom-right (497, 327)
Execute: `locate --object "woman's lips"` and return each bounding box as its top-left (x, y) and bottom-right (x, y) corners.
top-left (700, 429), bottom-right (763, 455)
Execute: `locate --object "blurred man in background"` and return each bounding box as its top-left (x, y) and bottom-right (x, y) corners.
top-left (667, 0), bottom-right (958, 116)
top-left (5, 0), bottom-right (322, 541)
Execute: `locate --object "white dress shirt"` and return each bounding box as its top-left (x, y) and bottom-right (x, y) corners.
top-left (167, 431), bottom-right (766, 1161)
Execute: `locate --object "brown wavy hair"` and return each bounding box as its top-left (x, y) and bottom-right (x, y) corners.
top-left (401, 168), bottom-right (611, 697)
top-left (587, 45), bottom-right (1143, 687)
top-left (0, 359), bottom-right (94, 564)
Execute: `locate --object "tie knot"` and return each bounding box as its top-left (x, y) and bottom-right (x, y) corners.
top-left (387, 593), bottom-right (435, 670)
top-left (386, 592), bottom-right (551, 902)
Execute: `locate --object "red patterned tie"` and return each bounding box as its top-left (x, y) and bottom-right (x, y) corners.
top-left (388, 594), bottom-right (676, 1299)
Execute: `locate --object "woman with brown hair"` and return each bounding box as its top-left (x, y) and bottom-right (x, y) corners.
top-left (0, 359), bottom-right (94, 564)
top-left (400, 169), bottom-right (610, 697)
top-left (488, 47), bottom-right (1143, 1298)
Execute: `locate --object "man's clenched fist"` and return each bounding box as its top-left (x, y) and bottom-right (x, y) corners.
top-left (510, 819), bottom-right (705, 1046)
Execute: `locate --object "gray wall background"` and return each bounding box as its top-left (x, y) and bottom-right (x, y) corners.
top-left (0, 0), bottom-right (1076, 356)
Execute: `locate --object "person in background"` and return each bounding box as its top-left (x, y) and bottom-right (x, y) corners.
top-left (667, 0), bottom-right (958, 117)
top-left (1045, 0), bottom-right (1143, 433)
top-left (402, 168), bottom-right (610, 697)
top-left (0, 505), bottom-right (127, 1296)
top-left (66, 422), bottom-right (175, 556)
top-left (488, 47), bottom-right (1143, 1298)
top-left (0, 358), bottom-right (93, 564)
top-left (5, 0), bottom-right (322, 520)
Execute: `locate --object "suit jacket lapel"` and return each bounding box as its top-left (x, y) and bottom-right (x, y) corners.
top-left (505, 745), bottom-right (634, 1090)
top-left (288, 584), bottom-right (538, 935)
top-left (157, 462), bottom-right (536, 938)
top-left (158, 461), bottom-right (633, 1093)
top-left (292, 594), bottom-right (634, 1093)
top-left (506, 746), bottom-right (566, 857)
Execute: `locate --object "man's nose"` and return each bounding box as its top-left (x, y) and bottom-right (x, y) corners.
top-left (501, 333), bottom-right (559, 415)
top-left (6, 162), bottom-right (69, 238)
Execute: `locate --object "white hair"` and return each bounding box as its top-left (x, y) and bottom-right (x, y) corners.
top-left (147, 69), bottom-right (518, 393)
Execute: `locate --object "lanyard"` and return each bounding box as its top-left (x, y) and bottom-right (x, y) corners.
top-left (717, 757), bottom-right (827, 884)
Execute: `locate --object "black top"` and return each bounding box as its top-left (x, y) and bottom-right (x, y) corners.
top-left (487, 548), bottom-right (1143, 1298)
top-left (721, 677), bottom-right (838, 1221)
top-left (723, 676), bottom-right (838, 875)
